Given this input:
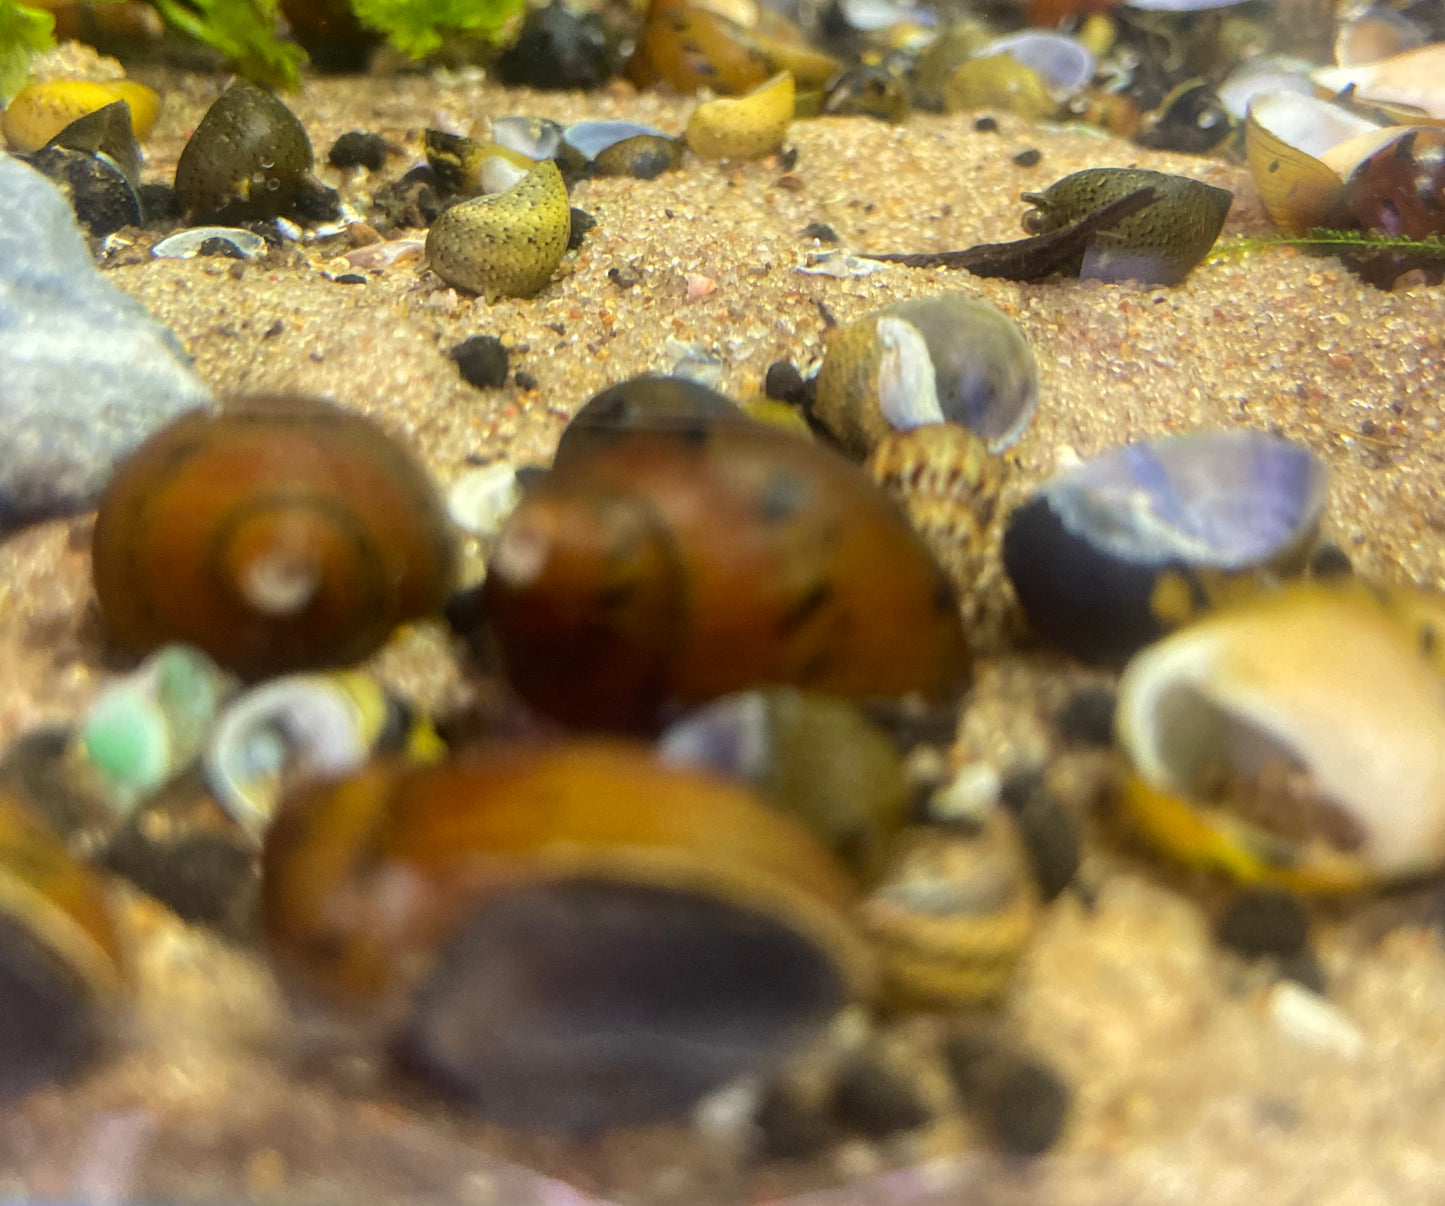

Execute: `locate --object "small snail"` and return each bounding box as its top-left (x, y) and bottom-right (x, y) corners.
top-left (173, 81), bottom-right (314, 223)
top-left (92, 395), bottom-right (457, 679)
top-left (813, 295), bottom-right (1039, 459)
top-left (0, 791), bottom-right (129, 1102)
top-left (261, 740), bottom-right (872, 1132)
top-left (687, 72), bottom-right (796, 161)
top-left (459, 376), bottom-right (970, 731)
top-left (424, 156), bottom-right (571, 300)
top-left (1020, 168), bottom-right (1234, 287)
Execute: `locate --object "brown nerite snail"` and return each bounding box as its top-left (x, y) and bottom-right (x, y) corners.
top-left (456, 376), bottom-right (970, 732)
top-left (261, 740), bottom-right (873, 1133)
top-left (0, 791), bottom-right (129, 1102)
top-left (92, 395), bottom-right (456, 679)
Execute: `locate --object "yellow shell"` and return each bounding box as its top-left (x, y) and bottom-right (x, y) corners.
top-left (686, 71), bottom-right (795, 161)
top-left (2, 78), bottom-right (160, 153)
top-left (943, 55), bottom-right (1057, 121)
top-left (424, 157), bottom-right (571, 300)
top-left (1116, 581), bottom-right (1445, 894)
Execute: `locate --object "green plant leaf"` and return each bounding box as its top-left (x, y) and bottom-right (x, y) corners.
top-left (349, 0), bottom-right (524, 57)
top-left (0, 0), bottom-right (55, 105)
top-left (148, 0), bottom-right (307, 87)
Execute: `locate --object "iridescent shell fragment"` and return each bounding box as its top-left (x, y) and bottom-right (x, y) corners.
top-left (1003, 430), bottom-right (1328, 663)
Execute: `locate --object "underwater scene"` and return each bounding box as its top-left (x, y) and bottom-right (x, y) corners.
top-left (2, 0), bottom-right (1445, 1201)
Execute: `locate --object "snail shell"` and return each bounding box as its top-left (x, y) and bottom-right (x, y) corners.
top-left (866, 423), bottom-right (1017, 656)
top-left (686, 72), bottom-right (795, 161)
top-left (92, 395), bottom-right (457, 679)
top-left (813, 294), bottom-right (1039, 458)
top-left (261, 740), bottom-right (872, 1131)
top-left (1, 77), bottom-right (160, 153)
top-left (857, 811), bottom-right (1040, 1009)
top-left (466, 376), bottom-right (970, 732)
top-left (943, 54), bottom-right (1059, 120)
top-left (1116, 581), bottom-right (1445, 893)
top-left (424, 157), bottom-right (571, 300)
top-left (173, 81), bottom-right (314, 222)
top-left (0, 791), bottom-right (128, 1101)
top-left (1021, 168), bottom-right (1233, 286)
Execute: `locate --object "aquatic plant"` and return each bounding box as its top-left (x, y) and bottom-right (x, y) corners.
top-left (1210, 229), bottom-right (1445, 287)
top-left (0, 0), bottom-right (52, 103)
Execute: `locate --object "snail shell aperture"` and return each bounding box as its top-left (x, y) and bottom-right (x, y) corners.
top-left (92, 395), bottom-right (457, 679)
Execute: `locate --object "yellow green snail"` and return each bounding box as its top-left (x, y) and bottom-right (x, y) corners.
top-left (425, 152), bottom-right (571, 301)
top-left (686, 72), bottom-right (796, 161)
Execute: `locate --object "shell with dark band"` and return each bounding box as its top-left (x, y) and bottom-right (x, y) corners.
top-left (92, 395), bottom-right (457, 679)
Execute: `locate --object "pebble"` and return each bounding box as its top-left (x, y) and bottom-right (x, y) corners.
top-left (944, 1026), bottom-right (1070, 1156)
top-left (1013, 148), bottom-right (1043, 167)
top-left (830, 1054), bottom-right (932, 1138)
top-left (0, 156), bottom-right (212, 531)
top-left (1266, 981), bottom-right (1364, 1060)
top-left (800, 222), bottom-right (839, 243)
top-left (1012, 792), bottom-right (1081, 901)
top-left (450, 335), bottom-right (510, 389)
top-left (328, 131), bottom-right (388, 171)
top-left (1216, 887), bottom-right (1311, 959)
top-left (1054, 684), bottom-right (1117, 747)
top-left (764, 360), bottom-right (807, 405)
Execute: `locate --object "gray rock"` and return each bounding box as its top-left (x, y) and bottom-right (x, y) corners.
top-left (0, 154), bottom-right (213, 533)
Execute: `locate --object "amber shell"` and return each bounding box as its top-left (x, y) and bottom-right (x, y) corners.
top-left (0, 791), bottom-right (128, 1101)
top-left (92, 395), bottom-right (456, 679)
top-left (471, 391), bottom-right (971, 731)
top-left (261, 741), bottom-right (872, 1129)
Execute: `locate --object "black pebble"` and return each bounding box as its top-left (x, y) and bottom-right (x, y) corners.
top-left (800, 221), bottom-right (839, 243)
top-left (755, 1082), bottom-right (835, 1159)
top-left (293, 175), bottom-right (342, 223)
top-left (1216, 887), bottom-right (1310, 959)
top-left (974, 115), bottom-right (999, 133)
top-left (1055, 684), bottom-right (1117, 748)
top-left (138, 182), bottom-right (181, 225)
top-left (1277, 948), bottom-right (1328, 995)
top-left (608, 264), bottom-right (641, 289)
top-left (945, 1031), bottom-right (1069, 1157)
top-left (1013, 793), bottom-right (1081, 902)
top-left (999, 766), bottom-right (1046, 813)
top-left (568, 207), bottom-right (597, 250)
top-left (514, 370), bottom-right (539, 391)
top-left (331, 272), bottom-right (367, 285)
top-left (450, 336), bottom-right (510, 390)
top-left (101, 825), bottom-right (256, 935)
top-left (328, 131), bottom-right (389, 171)
top-left (830, 1054), bottom-right (932, 1138)
top-left (764, 361), bottom-right (807, 405)
top-left (1309, 541), bottom-right (1353, 579)
top-left (493, 0), bottom-right (613, 91)
top-left (1013, 148), bottom-right (1042, 167)
top-left (197, 235), bottom-right (248, 259)
top-left (779, 146), bottom-right (799, 171)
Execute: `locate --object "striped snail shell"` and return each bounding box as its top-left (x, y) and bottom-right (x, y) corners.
top-left (92, 395), bottom-right (457, 679)
top-left (463, 376), bottom-right (970, 732)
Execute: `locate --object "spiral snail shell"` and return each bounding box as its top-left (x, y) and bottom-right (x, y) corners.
top-left (0, 791), bottom-right (129, 1101)
top-left (462, 376), bottom-right (970, 732)
top-left (92, 395), bottom-right (456, 679)
top-left (261, 740), bottom-right (871, 1132)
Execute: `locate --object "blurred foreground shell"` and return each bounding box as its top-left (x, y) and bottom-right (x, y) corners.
top-left (464, 376), bottom-right (970, 731)
top-left (92, 395), bottom-right (456, 679)
top-left (1, 77), bottom-right (159, 153)
top-left (173, 81), bottom-right (313, 222)
top-left (0, 791), bottom-right (128, 1102)
top-left (813, 294), bottom-right (1038, 458)
top-left (1021, 168), bottom-right (1233, 286)
top-left (658, 688), bottom-right (911, 875)
top-left (857, 812), bottom-right (1040, 1009)
top-left (1003, 430), bottom-right (1327, 663)
top-left (262, 741), bottom-right (872, 1131)
top-left (425, 157), bottom-right (571, 300)
top-left (1116, 583), bottom-right (1445, 893)
top-left (687, 72), bottom-right (795, 161)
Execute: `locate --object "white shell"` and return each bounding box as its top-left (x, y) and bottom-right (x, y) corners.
top-left (151, 226), bottom-right (266, 260)
top-left (447, 463), bottom-right (522, 538)
top-left (1313, 44), bottom-right (1445, 120)
top-left (1117, 586), bottom-right (1445, 881)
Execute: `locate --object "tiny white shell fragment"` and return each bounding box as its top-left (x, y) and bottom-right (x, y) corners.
top-left (343, 238), bottom-right (425, 270)
top-left (152, 226), bottom-right (267, 260)
top-left (797, 250), bottom-right (891, 278)
top-left (929, 763), bottom-right (1002, 823)
top-left (1267, 982), bottom-right (1364, 1061)
top-left (447, 463), bottom-right (522, 538)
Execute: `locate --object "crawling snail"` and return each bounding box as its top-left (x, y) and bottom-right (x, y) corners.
top-left (92, 394), bottom-right (457, 679)
top-left (454, 375), bottom-right (970, 731)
